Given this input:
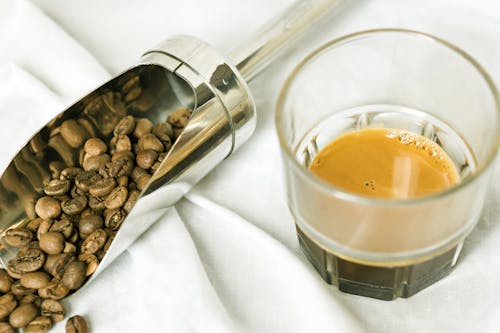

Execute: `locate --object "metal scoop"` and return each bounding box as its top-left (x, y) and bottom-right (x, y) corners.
top-left (0, 0), bottom-right (344, 279)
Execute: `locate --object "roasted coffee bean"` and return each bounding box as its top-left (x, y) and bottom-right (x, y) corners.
top-left (66, 315), bottom-right (88, 333)
top-left (121, 75), bottom-right (140, 93)
top-left (9, 303), bottom-right (38, 328)
top-left (62, 261), bottom-right (86, 290)
top-left (39, 232), bottom-right (65, 255)
top-left (43, 179), bottom-right (71, 196)
top-left (4, 228), bottom-right (33, 248)
top-left (60, 119), bottom-right (89, 148)
top-left (0, 294), bottom-right (17, 319)
top-left (25, 218), bottom-right (44, 233)
top-left (104, 186), bottom-right (128, 210)
top-left (48, 161), bottom-right (65, 180)
top-left (80, 229), bottom-right (107, 254)
top-left (44, 253), bottom-right (75, 279)
top-left (136, 174), bottom-right (151, 191)
top-left (114, 135), bottom-right (132, 152)
top-left (136, 149), bottom-right (158, 169)
top-left (152, 122), bottom-right (173, 142)
top-left (9, 248), bottom-right (45, 273)
top-left (24, 315), bottom-right (52, 333)
top-left (84, 138), bottom-right (107, 156)
top-left (0, 322), bottom-right (14, 333)
top-left (6, 263), bottom-right (22, 280)
top-left (11, 280), bottom-right (35, 296)
top-left (35, 197), bottom-right (61, 220)
top-left (0, 270), bottom-right (13, 293)
top-left (88, 195), bottom-right (105, 211)
top-left (83, 154), bottom-right (110, 172)
top-left (68, 231), bottom-right (79, 244)
top-left (133, 118), bottom-right (153, 138)
top-left (88, 178), bottom-right (116, 198)
top-left (79, 215), bottom-right (103, 239)
top-left (60, 167), bottom-right (82, 181)
top-left (38, 279), bottom-right (69, 300)
top-left (61, 196), bottom-right (87, 216)
top-left (41, 299), bottom-right (65, 323)
top-left (49, 219), bottom-right (73, 239)
top-left (78, 254), bottom-right (98, 276)
top-left (20, 294), bottom-right (43, 307)
top-left (103, 232), bottom-right (115, 253)
top-left (105, 156), bottom-right (134, 178)
top-left (105, 209), bottom-right (126, 231)
top-left (114, 115), bottom-right (136, 136)
top-left (20, 272), bottom-right (50, 289)
top-left (70, 185), bottom-right (86, 199)
top-left (75, 171), bottom-right (102, 193)
top-left (36, 220), bottom-right (53, 240)
top-left (138, 133), bottom-right (164, 152)
top-left (167, 108), bottom-right (192, 128)
top-left (124, 86), bottom-right (141, 103)
top-left (131, 166), bottom-right (147, 182)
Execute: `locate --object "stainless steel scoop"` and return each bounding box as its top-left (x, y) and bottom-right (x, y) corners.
top-left (0, 0), bottom-right (344, 279)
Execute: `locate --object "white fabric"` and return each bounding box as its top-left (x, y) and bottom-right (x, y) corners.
top-left (0, 0), bottom-right (499, 332)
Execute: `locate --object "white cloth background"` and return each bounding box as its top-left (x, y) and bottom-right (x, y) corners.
top-left (1, 0), bottom-right (500, 332)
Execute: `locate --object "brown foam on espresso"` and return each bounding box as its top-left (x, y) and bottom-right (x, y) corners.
top-left (309, 128), bottom-right (460, 199)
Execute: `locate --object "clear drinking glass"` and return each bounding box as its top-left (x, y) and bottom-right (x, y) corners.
top-left (275, 29), bottom-right (500, 300)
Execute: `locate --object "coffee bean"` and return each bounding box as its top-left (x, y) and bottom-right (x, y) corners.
top-left (114, 115), bottom-right (136, 136)
top-left (24, 315), bottom-right (52, 333)
top-left (9, 303), bottom-right (38, 328)
top-left (131, 166), bottom-right (147, 182)
top-left (20, 272), bottom-right (50, 289)
top-left (9, 247), bottom-right (45, 273)
top-left (66, 315), bottom-right (88, 333)
top-left (0, 322), bottom-right (14, 333)
top-left (167, 108), bottom-right (192, 128)
top-left (35, 197), bottom-right (61, 220)
top-left (79, 215), bottom-right (103, 239)
top-left (41, 299), bottom-right (65, 323)
top-left (39, 232), bottom-right (65, 255)
top-left (123, 190), bottom-right (140, 213)
top-left (136, 149), bottom-right (158, 169)
top-left (68, 231), bottom-right (79, 244)
top-left (117, 175), bottom-right (129, 187)
top-left (83, 154), bottom-right (110, 172)
top-left (111, 150), bottom-right (135, 162)
top-left (61, 196), bottom-right (87, 216)
top-left (88, 178), bottom-right (116, 198)
top-left (11, 280), bottom-right (35, 296)
top-left (105, 209), bottom-right (126, 231)
top-left (81, 229), bottom-right (107, 254)
top-left (60, 167), bottom-right (82, 181)
top-left (88, 195), bottom-right (105, 212)
top-left (63, 242), bottom-right (77, 254)
top-left (44, 179), bottom-right (71, 196)
top-left (114, 135), bottom-right (132, 152)
top-left (124, 86), bottom-right (141, 103)
top-left (38, 279), bottom-right (69, 300)
top-left (136, 174), bottom-right (152, 191)
top-left (75, 171), bottom-right (102, 193)
top-left (44, 253), bottom-right (75, 279)
top-left (84, 138), bottom-right (107, 156)
top-left (152, 122), bottom-right (173, 143)
top-left (49, 219), bottom-right (74, 239)
top-left (133, 118), bottom-right (153, 138)
top-left (104, 186), bottom-right (128, 210)
top-left (6, 263), bottom-right (22, 280)
top-left (105, 156), bottom-right (134, 178)
top-left (4, 228), bottom-right (33, 248)
top-left (138, 133), bottom-right (164, 152)
top-left (62, 261), bottom-right (86, 290)
top-left (0, 294), bottom-right (17, 319)
top-left (0, 270), bottom-right (13, 293)
top-left (60, 119), bottom-right (89, 149)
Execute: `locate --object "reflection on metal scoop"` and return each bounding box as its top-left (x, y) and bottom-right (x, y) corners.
top-left (0, 0), bottom-right (345, 280)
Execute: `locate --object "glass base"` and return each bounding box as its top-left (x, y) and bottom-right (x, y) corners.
top-left (297, 226), bottom-right (462, 300)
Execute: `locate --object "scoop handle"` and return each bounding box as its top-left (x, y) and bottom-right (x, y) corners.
top-left (228, 0), bottom-right (346, 81)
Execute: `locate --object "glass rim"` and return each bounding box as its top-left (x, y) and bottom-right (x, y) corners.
top-left (275, 28), bottom-right (500, 206)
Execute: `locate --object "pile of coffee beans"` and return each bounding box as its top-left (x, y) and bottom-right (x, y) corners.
top-left (0, 80), bottom-right (192, 332)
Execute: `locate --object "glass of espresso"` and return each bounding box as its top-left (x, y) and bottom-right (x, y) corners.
top-left (275, 29), bottom-right (500, 300)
